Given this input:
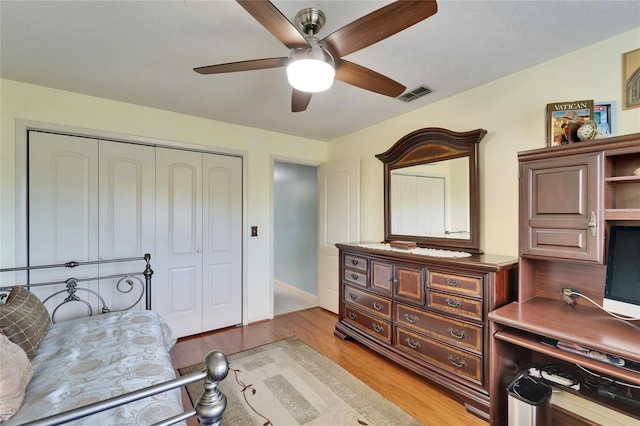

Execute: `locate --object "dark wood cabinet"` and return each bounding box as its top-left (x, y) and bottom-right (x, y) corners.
top-left (519, 152), bottom-right (603, 262)
top-left (335, 243), bottom-right (517, 419)
top-left (489, 133), bottom-right (640, 426)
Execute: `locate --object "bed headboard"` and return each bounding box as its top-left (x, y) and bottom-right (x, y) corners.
top-left (0, 254), bottom-right (153, 323)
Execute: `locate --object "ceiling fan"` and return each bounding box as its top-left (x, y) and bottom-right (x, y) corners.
top-left (194, 0), bottom-right (438, 112)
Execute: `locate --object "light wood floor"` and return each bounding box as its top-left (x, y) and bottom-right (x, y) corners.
top-left (170, 307), bottom-right (488, 426)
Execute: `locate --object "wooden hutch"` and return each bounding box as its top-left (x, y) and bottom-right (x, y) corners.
top-left (489, 132), bottom-right (640, 425)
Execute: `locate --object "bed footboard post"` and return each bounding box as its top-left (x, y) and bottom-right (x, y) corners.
top-left (143, 253), bottom-right (153, 310)
top-left (195, 351), bottom-right (229, 426)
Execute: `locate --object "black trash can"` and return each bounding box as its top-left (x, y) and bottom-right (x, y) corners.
top-left (506, 371), bottom-right (552, 426)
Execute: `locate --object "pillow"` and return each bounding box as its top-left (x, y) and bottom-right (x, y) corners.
top-left (0, 286), bottom-right (51, 358)
top-left (0, 332), bottom-right (34, 421)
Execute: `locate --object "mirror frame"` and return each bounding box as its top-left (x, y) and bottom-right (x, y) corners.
top-left (376, 127), bottom-right (487, 253)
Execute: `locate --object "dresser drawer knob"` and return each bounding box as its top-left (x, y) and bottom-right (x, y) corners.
top-left (351, 259), bottom-right (359, 266)
top-left (447, 355), bottom-right (467, 369)
top-left (372, 323), bottom-right (384, 333)
top-left (351, 273), bottom-right (359, 280)
top-left (348, 312), bottom-right (357, 320)
top-left (445, 277), bottom-right (462, 287)
top-left (348, 292), bottom-right (357, 300)
top-left (404, 313), bottom-right (420, 323)
top-left (445, 298), bottom-right (462, 308)
top-left (447, 327), bottom-right (467, 339)
top-left (372, 302), bottom-right (384, 311)
top-left (405, 338), bottom-right (421, 349)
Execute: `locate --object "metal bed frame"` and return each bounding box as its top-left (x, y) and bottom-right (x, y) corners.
top-left (0, 254), bottom-right (229, 426)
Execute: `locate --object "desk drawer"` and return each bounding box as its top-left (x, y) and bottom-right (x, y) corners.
top-left (428, 290), bottom-right (483, 321)
top-left (344, 254), bottom-right (367, 272)
top-left (396, 327), bottom-right (482, 384)
top-left (343, 305), bottom-right (391, 344)
top-left (344, 286), bottom-right (391, 320)
top-left (343, 268), bottom-right (367, 287)
top-left (429, 271), bottom-right (482, 298)
top-left (395, 303), bottom-right (482, 354)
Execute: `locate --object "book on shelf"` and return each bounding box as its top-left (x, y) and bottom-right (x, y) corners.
top-left (546, 99), bottom-right (594, 147)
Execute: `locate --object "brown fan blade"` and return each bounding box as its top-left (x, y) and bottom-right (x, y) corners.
top-left (237, 0), bottom-right (310, 50)
top-left (194, 57), bottom-right (288, 75)
top-left (335, 60), bottom-right (405, 97)
top-left (292, 89), bottom-right (312, 112)
top-left (320, 0), bottom-right (437, 58)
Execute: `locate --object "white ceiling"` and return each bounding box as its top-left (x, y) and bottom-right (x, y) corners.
top-left (2, 1), bottom-right (639, 141)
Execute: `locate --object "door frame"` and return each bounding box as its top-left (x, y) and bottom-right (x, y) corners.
top-left (270, 155), bottom-right (323, 318)
top-left (14, 119), bottom-right (250, 324)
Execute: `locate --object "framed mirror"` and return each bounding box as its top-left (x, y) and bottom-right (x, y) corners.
top-left (376, 127), bottom-right (486, 253)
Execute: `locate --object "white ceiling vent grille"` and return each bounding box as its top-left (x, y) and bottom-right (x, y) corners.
top-left (397, 85), bottom-right (432, 102)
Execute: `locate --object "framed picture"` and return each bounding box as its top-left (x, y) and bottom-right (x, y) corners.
top-left (594, 101), bottom-right (617, 138)
top-left (622, 48), bottom-right (640, 110)
top-left (546, 99), bottom-right (594, 147)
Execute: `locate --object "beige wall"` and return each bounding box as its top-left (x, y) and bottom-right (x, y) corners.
top-left (328, 28), bottom-right (640, 256)
top-left (0, 79), bottom-right (327, 323)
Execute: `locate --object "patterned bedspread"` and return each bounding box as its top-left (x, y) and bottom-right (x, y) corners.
top-left (5, 310), bottom-right (184, 425)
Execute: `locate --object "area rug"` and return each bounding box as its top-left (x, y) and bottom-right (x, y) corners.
top-left (178, 337), bottom-right (422, 426)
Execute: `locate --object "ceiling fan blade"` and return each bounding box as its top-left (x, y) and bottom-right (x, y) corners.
top-left (320, 0), bottom-right (438, 58)
top-left (194, 57), bottom-right (288, 75)
top-left (335, 60), bottom-right (405, 97)
top-left (237, 0), bottom-right (310, 50)
top-left (292, 89), bottom-right (312, 112)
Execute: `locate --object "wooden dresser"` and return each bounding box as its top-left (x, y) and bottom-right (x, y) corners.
top-left (335, 243), bottom-right (518, 419)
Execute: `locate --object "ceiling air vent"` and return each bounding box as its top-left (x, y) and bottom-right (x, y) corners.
top-left (397, 85), bottom-right (432, 102)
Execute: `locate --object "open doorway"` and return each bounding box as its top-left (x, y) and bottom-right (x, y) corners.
top-left (273, 161), bottom-right (319, 315)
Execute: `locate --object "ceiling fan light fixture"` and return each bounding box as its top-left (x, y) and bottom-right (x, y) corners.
top-left (286, 40), bottom-right (335, 93)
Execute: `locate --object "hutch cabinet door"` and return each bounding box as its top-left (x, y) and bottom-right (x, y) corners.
top-left (519, 152), bottom-right (603, 262)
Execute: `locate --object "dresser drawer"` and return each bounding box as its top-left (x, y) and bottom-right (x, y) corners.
top-left (395, 303), bottom-right (482, 354)
top-left (428, 290), bottom-right (483, 321)
top-left (344, 286), bottom-right (391, 320)
top-left (429, 271), bottom-right (482, 298)
top-left (344, 254), bottom-right (368, 273)
top-left (396, 328), bottom-right (482, 384)
top-left (344, 305), bottom-right (391, 344)
top-left (343, 268), bottom-right (367, 287)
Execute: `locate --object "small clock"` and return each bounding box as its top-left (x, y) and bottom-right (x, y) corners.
top-left (577, 120), bottom-right (598, 141)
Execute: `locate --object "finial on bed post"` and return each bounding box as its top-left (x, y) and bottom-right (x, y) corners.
top-left (143, 253), bottom-right (153, 310)
top-left (195, 351), bottom-right (229, 426)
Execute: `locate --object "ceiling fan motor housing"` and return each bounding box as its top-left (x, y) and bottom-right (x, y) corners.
top-left (294, 8), bottom-right (326, 36)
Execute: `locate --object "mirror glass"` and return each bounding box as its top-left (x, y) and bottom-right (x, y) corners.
top-left (377, 127), bottom-right (485, 253)
top-left (390, 157), bottom-right (469, 239)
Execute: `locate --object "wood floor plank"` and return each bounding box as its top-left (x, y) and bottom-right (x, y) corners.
top-left (170, 307), bottom-right (488, 426)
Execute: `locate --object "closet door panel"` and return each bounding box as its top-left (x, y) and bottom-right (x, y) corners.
top-left (98, 142), bottom-right (155, 311)
top-left (155, 148), bottom-right (203, 337)
top-left (202, 154), bottom-right (242, 330)
top-left (28, 131), bottom-right (99, 321)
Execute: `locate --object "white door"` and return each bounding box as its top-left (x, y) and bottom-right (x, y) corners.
top-left (202, 154), bottom-right (242, 330)
top-left (155, 149), bottom-right (243, 337)
top-left (28, 132), bottom-right (155, 319)
top-left (155, 148), bottom-right (204, 337)
top-left (317, 157), bottom-right (360, 313)
top-left (98, 142), bottom-right (155, 311)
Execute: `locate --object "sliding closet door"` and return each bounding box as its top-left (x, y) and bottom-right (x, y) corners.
top-left (98, 142), bottom-right (155, 310)
top-left (155, 148), bottom-right (204, 337)
top-left (29, 132), bottom-right (99, 320)
top-left (28, 131), bottom-right (155, 319)
top-left (202, 154), bottom-right (242, 330)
